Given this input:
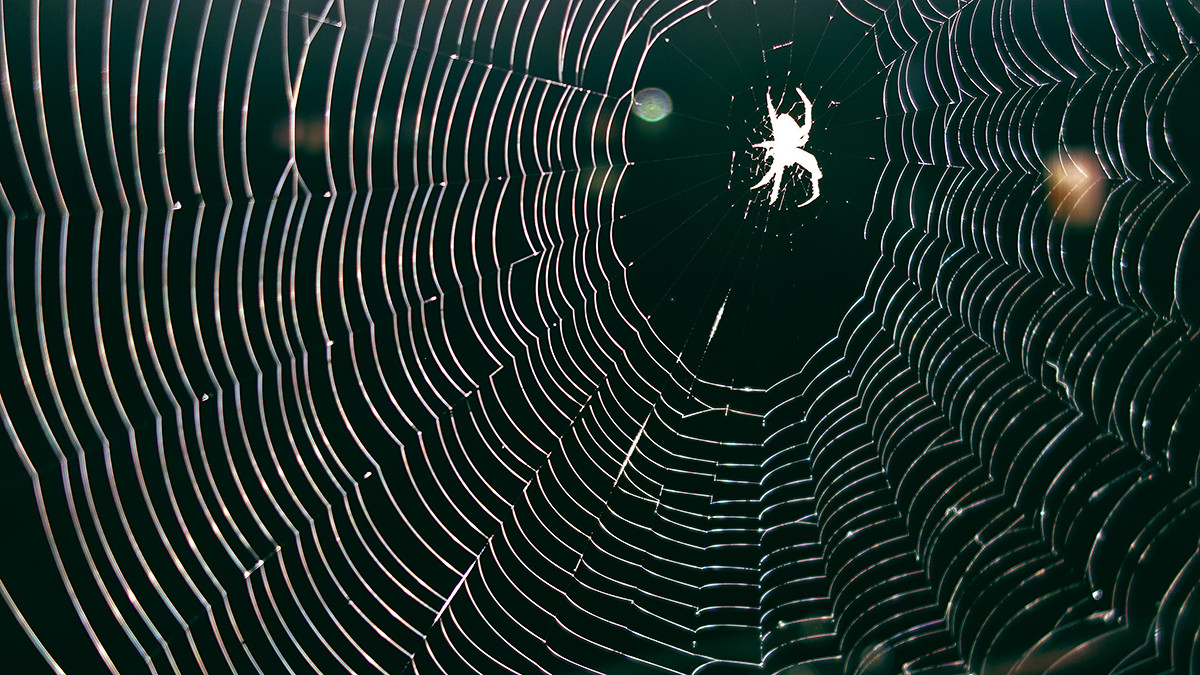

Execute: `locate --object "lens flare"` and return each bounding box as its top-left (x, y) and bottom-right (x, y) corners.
top-left (632, 87), bottom-right (672, 122)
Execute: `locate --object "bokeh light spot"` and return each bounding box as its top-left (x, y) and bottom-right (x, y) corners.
top-left (632, 87), bottom-right (672, 122)
top-left (1045, 148), bottom-right (1106, 227)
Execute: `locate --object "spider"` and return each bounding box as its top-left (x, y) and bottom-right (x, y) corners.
top-left (751, 86), bottom-right (823, 206)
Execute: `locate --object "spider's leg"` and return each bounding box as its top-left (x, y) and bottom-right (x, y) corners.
top-left (796, 86), bottom-right (814, 140)
top-left (796, 148), bottom-right (822, 181)
top-left (796, 148), bottom-right (822, 206)
top-left (750, 165), bottom-right (777, 191)
top-left (750, 147), bottom-right (780, 191)
top-left (797, 185), bottom-right (819, 207)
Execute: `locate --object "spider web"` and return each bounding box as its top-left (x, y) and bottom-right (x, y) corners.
top-left (0, 0), bottom-right (1198, 674)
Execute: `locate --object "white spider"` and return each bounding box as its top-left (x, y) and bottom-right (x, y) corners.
top-left (751, 86), bottom-right (823, 206)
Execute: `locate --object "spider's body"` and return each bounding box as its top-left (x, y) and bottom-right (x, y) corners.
top-left (752, 87), bottom-right (823, 206)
